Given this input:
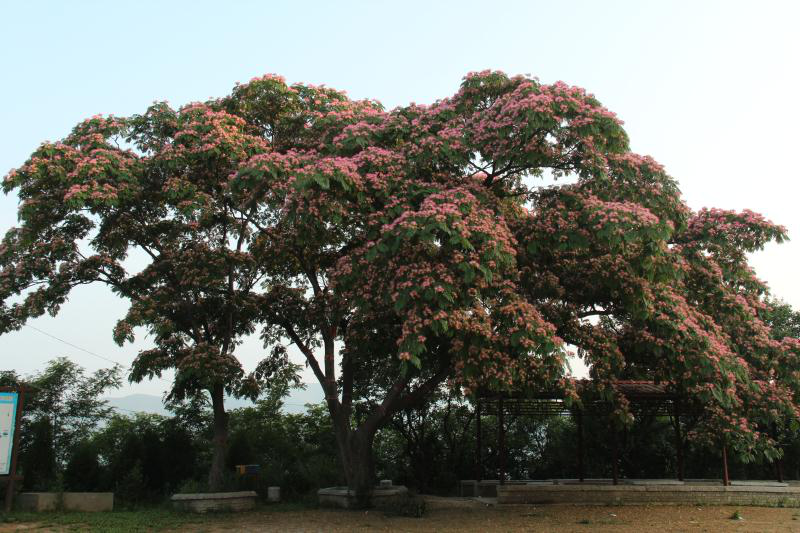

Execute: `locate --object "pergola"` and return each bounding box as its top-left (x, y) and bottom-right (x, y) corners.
top-left (474, 380), bottom-right (778, 486)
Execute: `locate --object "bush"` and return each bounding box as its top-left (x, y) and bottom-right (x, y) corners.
top-left (20, 419), bottom-right (56, 491)
top-left (378, 493), bottom-right (426, 518)
top-left (115, 461), bottom-right (147, 507)
top-left (63, 440), bottom-right (102, 491)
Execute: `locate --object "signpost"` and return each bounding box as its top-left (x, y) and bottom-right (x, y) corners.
top-left (0, 392), bottom-right (19, 476)
top-left (0, 388), bottom-right (25, 512)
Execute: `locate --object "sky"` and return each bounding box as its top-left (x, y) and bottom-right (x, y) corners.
top-left (1, 1), bottom-right (798, 396)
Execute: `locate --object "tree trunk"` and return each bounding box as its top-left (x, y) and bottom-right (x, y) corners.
top-left (321, 351), bottom-right (450, 508)
top-left (334, 423), bottom-right (376, 508)
top-left (208, 384), bottom-right (229, 492)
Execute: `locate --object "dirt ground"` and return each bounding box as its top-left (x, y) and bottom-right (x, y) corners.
top-left (197, 504), bottom-right (800, 532)
top-left (4, 502), bottom-right (800, 532)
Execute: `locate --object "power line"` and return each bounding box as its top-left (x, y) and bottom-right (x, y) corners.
top-left (23, 324), bottom-right (173, 386)
top-left (25, 324), bottom-right (129, 368)
top-left (20, 326), bottom-right (321, 416)
top-left (21, 324), bottom-right (321, 400)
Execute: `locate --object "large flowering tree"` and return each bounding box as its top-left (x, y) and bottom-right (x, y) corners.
top-left (3, 71), bottom-right (797, 503)
top-left (0, 103), bottom-right (299, 490)
top-left (227, 71), bottom-right (798, 500)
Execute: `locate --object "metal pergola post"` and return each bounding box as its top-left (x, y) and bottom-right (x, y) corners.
top-left (473, 381), bottom-right (704, 488)
top-left (475, 400), bottom-right (482, 482)
top-left (722, 444), bottom-right (730, 486)
top-left (673, 399), bottom-right (684, 481)
top-left (611, 425), bottom-right (619, 485)
top-left (773, 423), bottom-right (784, 483)
top-left (576, 409), bottom-right (585, 482)
top-left (498, 396), bottom-right (506, 485)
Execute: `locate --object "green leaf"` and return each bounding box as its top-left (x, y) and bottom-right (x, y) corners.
top-left (313, 174), bottom-right (330, 189)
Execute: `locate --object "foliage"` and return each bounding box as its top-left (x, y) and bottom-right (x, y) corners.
top-left (19, 418), bottom-right (56, 491)
top-left (3, 69), bottom-right (799, 499)
top-left (0, 99), bottom-right (302, 489)
top-left (226, 71), bottom-right (799, 485)
top-left (0, 358), bottom-right (120, 490)
top-left (5, 368), bottom-right (800, 503)
top-left (19, 358), bottom-right (121, 465)
top-left (225, 400), bottom-right (342, 498)
top-left (762, 298), bottom-right (800, 340)
top-left (374, 388), bottom-right (476, 493)
top-left (92, 412), bottom-right (198, 504)
top-left (63, 440), bottom-right (102, 492)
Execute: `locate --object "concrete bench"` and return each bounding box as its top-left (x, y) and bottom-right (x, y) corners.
top-left (18, 492), bottom-right (114, 512)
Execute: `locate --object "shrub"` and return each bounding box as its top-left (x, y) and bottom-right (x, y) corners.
top-left (63, 440), bottom-right (103, 491)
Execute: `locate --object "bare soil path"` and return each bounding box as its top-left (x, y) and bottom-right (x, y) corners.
top-left (198, 504), bottom-right (800, 532)
top-left (3, 503), bottom-right (800, 532)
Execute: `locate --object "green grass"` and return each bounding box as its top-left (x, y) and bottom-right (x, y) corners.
top-left (2, 508), bottom-right (208, 532)
top-left (0, 502), bottom-right (313, 532)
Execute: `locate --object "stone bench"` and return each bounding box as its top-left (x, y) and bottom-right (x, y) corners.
top-left (170, 491), bottom-right (257, 513)
top-left (318, 484), bottom-right (409, 509)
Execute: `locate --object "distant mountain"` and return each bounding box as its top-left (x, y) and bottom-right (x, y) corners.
top-left (105, 393), bottom-right (169, 415)
top-left (104, 382), bottom-right (325, 416)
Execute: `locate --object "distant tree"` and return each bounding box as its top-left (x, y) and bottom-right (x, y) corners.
top-left (19, 418), bottom-right (56, 490)
top-left (762, 298), bottom-right (800, 340)
top-left (92, 412), bottom-right (198, 499)
top-left (63, 440), bottom-right (102, 491)
top-left (22, 358), bottom-right (120, 466)
top-left (377, 388), bottom-right (476, 493)
top-left (0, 359), bottom-right (119, 489)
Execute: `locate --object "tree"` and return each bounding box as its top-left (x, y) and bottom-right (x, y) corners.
top-left (63, 440), bottom-right (102, 492)
top-left (4, 71), bottom-right (797, 505)
top-left (762, 298), bottom-right (800, 340)
top-left (228, 71), bottom-right (799, 501)
top-left (1, 103), bottom-right (300, 490)
top-left (0, 358), bottom-right (120, 489)
top-left (217, 73), bottom-right (571, 505)
top-left (21, 358), bottom-right (120, 466)
top-left (92, 412), bottom-right (198, 501)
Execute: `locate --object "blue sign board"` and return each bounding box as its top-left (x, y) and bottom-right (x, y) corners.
top-left (0, 392), bottom-right (19, 476)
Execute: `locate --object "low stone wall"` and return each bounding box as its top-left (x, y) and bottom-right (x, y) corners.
top-left (17, 493), bottom-right (58, 512)
top-left (170, 491), bottom-right (257, 513)
top-left (17, 492), bottom-right (114, 512)
top-left (497, 482), bottom-right (800, 506)
top-left (318, 485), bottom-right (409, 509)
top-left (460, 480), bottom-right (525, 498)
top-left (62, 492), bottom-right (114, 512)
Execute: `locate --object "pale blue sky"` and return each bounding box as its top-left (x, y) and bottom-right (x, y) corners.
top-left (1, 1), bottom-right (798, 395)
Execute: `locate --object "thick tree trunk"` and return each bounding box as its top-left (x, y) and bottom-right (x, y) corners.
top-left (208, 384), bottom-right (229, 492)
top-left (334, 423), bottom-right (376, 508)
top-left (324, 359), bottom-right (450, 508)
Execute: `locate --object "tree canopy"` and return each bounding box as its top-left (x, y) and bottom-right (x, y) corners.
top-left (0, 99), bottom-right (299, 490)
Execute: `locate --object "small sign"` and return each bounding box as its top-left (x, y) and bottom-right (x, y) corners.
top-left (0, 392), bottom-right (19, 476)
top-left (235, 464), bottom-right (260, 476)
